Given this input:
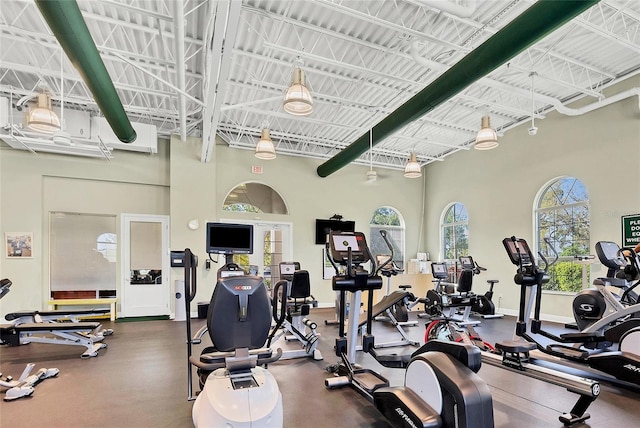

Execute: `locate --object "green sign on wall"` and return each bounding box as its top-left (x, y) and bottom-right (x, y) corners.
top-left (622, 214), bottom-right (640, 247)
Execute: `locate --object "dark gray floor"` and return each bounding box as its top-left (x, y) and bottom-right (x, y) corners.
top-left (1, 308), bottom-right (639, 428)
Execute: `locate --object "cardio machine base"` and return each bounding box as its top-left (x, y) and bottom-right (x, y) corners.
top-left (192, 366), bottom-right (283, 428)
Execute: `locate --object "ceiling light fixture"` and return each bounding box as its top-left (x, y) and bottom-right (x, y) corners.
top-left (27, 92), bottom-right (61, 134)
top-left (255, 128), bottom-right (276, 160)
top-left (404, 152), bottom-right (422, 178)
top-left (283, 64), bottom-right (313, 116)
top-left (474, 115), bottom-right (499, 150)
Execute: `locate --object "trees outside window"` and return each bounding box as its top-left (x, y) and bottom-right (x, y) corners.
top-left (536, 177), bottom-right (590, 292)
top-left (370, 207), bottom-right (405, 267)
top-left (441, 203), bottom-right (469, 282)
top-left (223, 182), bottom-right (287, 214)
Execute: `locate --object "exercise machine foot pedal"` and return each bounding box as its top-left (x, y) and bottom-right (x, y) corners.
top-left (546, 344), bottom-right (590, 359)
top-left (495, 340), bottom-right (535, 371)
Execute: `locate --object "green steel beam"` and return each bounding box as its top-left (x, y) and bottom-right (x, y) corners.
top-left (316, 0), bottom-right (599, 177)
top-left (36, 0), bottom-right (136, 143)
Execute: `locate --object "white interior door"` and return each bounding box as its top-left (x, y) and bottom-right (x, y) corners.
top-left (121, 214), bottom-right (170, 317)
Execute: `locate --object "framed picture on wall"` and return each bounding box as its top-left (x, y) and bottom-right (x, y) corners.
top-left (5, 232), bottom-right (33, 258)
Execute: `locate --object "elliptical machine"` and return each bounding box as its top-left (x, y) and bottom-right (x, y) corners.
top-left (324, 230), bottom-right (494, 428)
top-left (503, 236), bottom-right (640, 387)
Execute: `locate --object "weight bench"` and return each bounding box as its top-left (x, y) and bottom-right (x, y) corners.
top-left (1, 321), bottom-right (107, 359)
top-left (6, 309), bottom-right (114, 340)
top-left (358, 290), bottom-right (419, 348)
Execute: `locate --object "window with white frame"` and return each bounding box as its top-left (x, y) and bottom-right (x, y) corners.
top-left (223, 182), bottom-right (288, 214)
top-left (441, 203), bottom-right (469, 282)
top-left (536, 177), bottom-right (590, 292)
top-left (369, 207), bottom-right (405, 268)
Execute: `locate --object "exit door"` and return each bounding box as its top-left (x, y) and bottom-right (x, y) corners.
top-left (121, 214), bottom-right (170, 317)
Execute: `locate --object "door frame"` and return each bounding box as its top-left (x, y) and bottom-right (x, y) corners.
top-left (220, 218), bottom-right (293, 275)
top-left (120, 213), bottom-right (170, 318)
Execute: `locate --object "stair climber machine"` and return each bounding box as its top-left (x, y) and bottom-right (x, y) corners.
top-left (324, 230), bottom-right (494, 428)
top-left (0, 279), bottom-right (59, 401)
top-left (503, 236), bottom-right (640, 389)
top-left (182, 222), bottom-right (287, 427)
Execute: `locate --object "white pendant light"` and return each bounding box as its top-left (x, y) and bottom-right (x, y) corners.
top-left (404, 152), bottom-right (422, 178)
top-left (283, 67), bottom-right (313, 116)
top-left (255, 128), bottom-right (276, 160)
top-left (474, 115), bottom-right (499, 150)
top-left (28, 93), bottom-right (61, 134)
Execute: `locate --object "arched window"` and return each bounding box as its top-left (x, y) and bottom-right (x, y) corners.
top-left (369, 207), bottom-right (405, 267)
top-left (441, 203), bottom-right (469, 281)
top-left (536, 177), bottom-right (590, 292)
top-left (223, 182), bottom-right (288, 214)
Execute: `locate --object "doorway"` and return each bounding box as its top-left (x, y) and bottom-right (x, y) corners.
top-left (121, 214), bottom-right (170, 317)
top-left (221, 219), bottom-right (292, 290)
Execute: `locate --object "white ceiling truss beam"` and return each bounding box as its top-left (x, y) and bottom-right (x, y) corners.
top-left (576, 2), bottom-right (640, 54)
top-left (174, 0), bottom-right (187, 143)
top-left (201, 0), bottom-right (242, 163)
top-left (313, 0), bottom-right (471, 53)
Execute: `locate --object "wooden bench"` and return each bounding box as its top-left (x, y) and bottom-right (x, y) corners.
top-left (47, 298), bottom-right (117, 321)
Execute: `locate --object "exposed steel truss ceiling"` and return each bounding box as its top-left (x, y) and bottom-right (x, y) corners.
top-left (1, 0), bottom-right (639, 169)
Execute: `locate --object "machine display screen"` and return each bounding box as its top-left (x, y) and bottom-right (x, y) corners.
top-left (329, 231), bottom-right (368, 264)
top-left (431, 262), bottom-right (448, 279)
top-left (279, 262), bottom-right (300, 281)
top-left (503, 237), bottom-right (533, 265)
top-left (332, 234), bottom-right (360, 252)
top-left (459, 256), bottom-right (473, 269)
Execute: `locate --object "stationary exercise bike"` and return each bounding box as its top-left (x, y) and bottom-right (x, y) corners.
top-left (422, 261), bottom-right (479, 326)
top-left (571, 241), bottom-right (639, 331)
top-left (324, 231), bottom-right (494, 428)
top-left (459, 256), bottom-right (503, 319)
top-left (504, 236), bottom-right (640, 387)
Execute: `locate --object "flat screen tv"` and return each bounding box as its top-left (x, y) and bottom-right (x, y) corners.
top-left (206, 222), bottom-right (253, 254)
top-left (315, 219), bottom-right (355, 244)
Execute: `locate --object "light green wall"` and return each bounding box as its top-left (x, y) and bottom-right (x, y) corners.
top-left (2, 76), bottom-right (638, 321)
top-left (0, 133), bottom-right (424, 316)
top-left (0, 141), bottom-right (170, 315)
top-left (169, 139), bottom-right (425, 306)
top-left (423, 77), bottom-right (640, 321)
